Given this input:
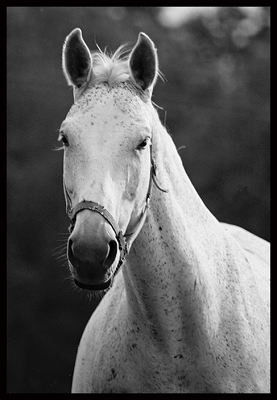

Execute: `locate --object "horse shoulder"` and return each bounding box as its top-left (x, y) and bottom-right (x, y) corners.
top-left (220, 222), bottom-right (270, 263)
top-left (220, 222), bottom-right (270, 305)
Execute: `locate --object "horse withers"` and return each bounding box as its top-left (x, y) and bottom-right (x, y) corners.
top-left (59, 29), bottom-right (270, 393)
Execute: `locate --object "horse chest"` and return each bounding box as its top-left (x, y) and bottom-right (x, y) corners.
top-left (74, 294), bottom-right (210, 393)
top-left (73, 290), bottom-right (269, 393)
top-left (87, 323), bottom-right (190, 392)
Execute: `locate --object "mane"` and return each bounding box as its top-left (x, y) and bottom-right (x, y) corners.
top-left (89, 44), bottom-right (132, 87)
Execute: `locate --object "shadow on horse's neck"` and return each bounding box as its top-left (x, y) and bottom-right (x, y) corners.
top-left (123, 122), bottom-right (225, 349)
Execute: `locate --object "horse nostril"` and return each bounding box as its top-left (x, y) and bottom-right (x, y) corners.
top-left (103, 240), bottom-right (118, 269)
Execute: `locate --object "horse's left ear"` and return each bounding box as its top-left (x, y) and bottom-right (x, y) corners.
top-left (129, 32), bottom-right (158, 94)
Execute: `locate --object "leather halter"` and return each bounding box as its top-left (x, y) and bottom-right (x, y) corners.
top-left (64, 142), bottom-right (168, 270)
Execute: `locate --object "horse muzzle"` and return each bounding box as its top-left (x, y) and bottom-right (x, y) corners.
top-left (67, 209), bottom-right (119, 290)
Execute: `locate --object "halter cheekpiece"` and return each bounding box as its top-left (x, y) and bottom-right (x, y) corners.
top-left (64, 142), bottom-right (168, 272)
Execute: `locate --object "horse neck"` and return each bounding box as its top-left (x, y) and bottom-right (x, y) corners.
top-left (123, 116), bottom-right (226, 350)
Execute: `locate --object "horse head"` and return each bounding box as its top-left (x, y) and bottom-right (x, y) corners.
top-left (60, 30), bottom-right (161, 290)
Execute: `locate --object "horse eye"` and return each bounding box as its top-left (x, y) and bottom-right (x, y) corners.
top-left (62, 136), bottom-right (69, 146)
top-left (59, 133), bottom-right (69, 147)
top-left (137, 137), bottom-right (150, 151)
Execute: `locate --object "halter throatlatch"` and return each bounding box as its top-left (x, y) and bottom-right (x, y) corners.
top-left (64, 142), bottom-right (168, 273)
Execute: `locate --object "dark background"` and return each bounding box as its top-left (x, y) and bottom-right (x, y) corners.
top-left (7, 7), bottom-right (270, 393)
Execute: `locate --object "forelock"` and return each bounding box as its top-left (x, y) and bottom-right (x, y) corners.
top-left (90, 44), bottom-right (131, 87)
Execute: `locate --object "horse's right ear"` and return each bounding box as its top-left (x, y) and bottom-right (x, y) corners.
top-left (129, 32), bottom-right (158, 95)
top-left (62, 28), bottom-right (92, 89)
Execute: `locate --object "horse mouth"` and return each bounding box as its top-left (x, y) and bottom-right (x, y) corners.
top-left (74, 277), bottom-right (112, 291)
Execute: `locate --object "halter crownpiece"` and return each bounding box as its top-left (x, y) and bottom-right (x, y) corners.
top-left (64, 142), bottom-right (168, 275)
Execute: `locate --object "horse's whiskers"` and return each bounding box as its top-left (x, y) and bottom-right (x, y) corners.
top-left (52, 242), bottom-right (67, 260)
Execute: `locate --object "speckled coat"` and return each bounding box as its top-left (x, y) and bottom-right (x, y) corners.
top-left (60, 29), bottom-right (270, 393)
top-left (71, 130), bottom-right (270, 392)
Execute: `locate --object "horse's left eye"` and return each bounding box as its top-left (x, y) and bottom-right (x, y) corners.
top-left (59, 132), bottom-right (69, 147)
top-left (61, 136), bottom-right (69, 146)
top-left (137, 137), bottom-right (150, 151)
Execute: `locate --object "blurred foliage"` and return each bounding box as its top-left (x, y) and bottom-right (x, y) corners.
top-left (7, 7), bottom-right (270, 393)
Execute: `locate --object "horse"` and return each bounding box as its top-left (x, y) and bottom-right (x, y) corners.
top-left (60, 29), bottom-right (270, 393)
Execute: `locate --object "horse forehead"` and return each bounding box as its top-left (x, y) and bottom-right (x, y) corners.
top-left (66, 84), bottom-right (149, 124)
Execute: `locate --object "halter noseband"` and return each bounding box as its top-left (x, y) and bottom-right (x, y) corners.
top-left (64, 142), bottom-right (168, 270)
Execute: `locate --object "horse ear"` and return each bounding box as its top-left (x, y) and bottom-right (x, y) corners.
top-left (62, 28), bottom-right (92, 89)
top-left (129, 32), bottom-right (158, 93)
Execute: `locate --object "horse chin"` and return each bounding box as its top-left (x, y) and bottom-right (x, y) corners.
top-left (68, 261), bottom-right (114, 291)
top-left (73, 277), bottom-right (112, 291)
